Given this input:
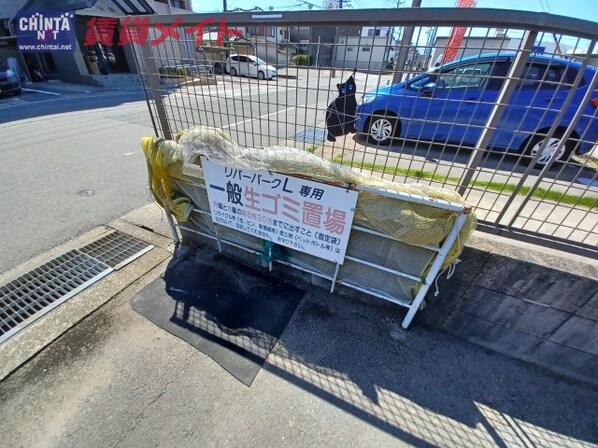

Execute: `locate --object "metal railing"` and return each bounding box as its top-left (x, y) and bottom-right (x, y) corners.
top-left (130, 8), bottom-right (598, 259)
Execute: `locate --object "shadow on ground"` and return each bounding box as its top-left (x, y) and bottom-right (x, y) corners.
top-left (0, 89), bottom-right (149, 124)
top-left (154, 245), bottom-right (598, 447)
top-left (268, 289), bottom-right (598, 447)
top-left (132, 246), bottom-right (304, 386)
top-left (1, 245), bottom-right (596, 447)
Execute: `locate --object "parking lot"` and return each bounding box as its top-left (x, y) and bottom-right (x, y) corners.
top-left (153, 69), bottom-right (598, 247)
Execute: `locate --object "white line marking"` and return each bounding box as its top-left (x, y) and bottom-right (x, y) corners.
top-left (224, 106), bottom-right (296, 129)
top-left (22, 88), bottom-right (62, 96)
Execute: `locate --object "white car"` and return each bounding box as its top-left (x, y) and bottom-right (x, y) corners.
top-left (225, 54), bottom-right (277, 80)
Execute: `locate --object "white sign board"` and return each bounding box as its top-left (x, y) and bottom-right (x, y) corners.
top-left (202, 158), bottom-right (358, 264)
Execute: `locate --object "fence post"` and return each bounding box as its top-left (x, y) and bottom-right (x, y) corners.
top-left (457, 30), bottom-right (538, 196)
top-left (139, 41), bottom-right (173, 141)
top-left (501, 43), bottom-right (598, 227)
top-left (393, 0), bottom-right (421, 84)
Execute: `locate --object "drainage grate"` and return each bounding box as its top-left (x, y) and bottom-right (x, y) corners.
top-left (0, 250), bottom-right (111, 343)
top-left (0, 231), bottom-right (152, 343)
top-left (79, 231), bottom-right (152, 269)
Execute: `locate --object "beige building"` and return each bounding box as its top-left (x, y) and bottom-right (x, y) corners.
top-left (0, 0), bottom-right (193, 87)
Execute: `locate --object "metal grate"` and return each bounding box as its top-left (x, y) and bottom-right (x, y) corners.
top-left (0, 231), bottom-right (152, 343)
top-left (78, 231), bottom-right (152, 269)
top-left (0, 251), bottom-right (111, 342)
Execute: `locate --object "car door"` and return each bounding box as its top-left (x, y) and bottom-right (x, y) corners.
top-left (247, 56), bottom-right (258, 78)
top-left (408, 60), bottom-right (500, 144)
top-left (228, 55), bottom-right (238, 74)
top-left (234, 55), bottom-right (245, 76)
top-left (496, 61), bottom-right (577, 150)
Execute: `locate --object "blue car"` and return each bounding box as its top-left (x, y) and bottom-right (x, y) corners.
top-left (0, 60), bottom-right (22, 97)
top-left (356, 53), bottom-right (598, 166)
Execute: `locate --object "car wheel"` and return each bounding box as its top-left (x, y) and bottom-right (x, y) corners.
top-left (368, 114), bottom-right (398, 145)
top-left (257, 71), bottom-right (265, 80)
top-left (523, 132), bottom-right (573, 167)
top-left (230, 67), bottom-right (237, 77)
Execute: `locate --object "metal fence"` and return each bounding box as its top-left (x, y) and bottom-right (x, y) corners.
top-left (130, 8), bottom-right (598, 259)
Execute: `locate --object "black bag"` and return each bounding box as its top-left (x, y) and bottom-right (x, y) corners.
top-left (325, 73), bottom-right (357, 142)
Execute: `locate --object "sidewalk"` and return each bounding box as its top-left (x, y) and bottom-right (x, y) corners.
top-left (0, 205), bottom-right (597, 448)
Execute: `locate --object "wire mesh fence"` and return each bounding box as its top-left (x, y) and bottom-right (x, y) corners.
top-left (129, 8), bottom-right (598, 259)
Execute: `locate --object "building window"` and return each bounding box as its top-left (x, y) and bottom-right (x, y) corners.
top-left (270, 28), bottom-right (276, 38)
top-left (367, 29), bottom-right (381, 37)
top-left (171, 0), bottom-right (186, 8)
top-left (362, 47), bottom-right (371, 52)
top-left (347, 47), bottom-right (355, 52)
top-left (114, 0), bottom-right (154, 14)
top-left (113, 0), bottom-right (134, 13)
top-left (130, 0), bottom-right (151, 11)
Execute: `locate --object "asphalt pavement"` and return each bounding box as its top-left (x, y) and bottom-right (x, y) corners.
top-left (0, 206), bottom-right (596, 448)
top-left (0, 82), bottom-right (147, 123)
top-left (1, 78), bottom-right (597, 448)
top-left (0, 83), bottom-right (152, 273)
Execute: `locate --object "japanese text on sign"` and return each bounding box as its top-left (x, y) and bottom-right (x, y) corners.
top-left (202, 159), bottom-right (358, 264)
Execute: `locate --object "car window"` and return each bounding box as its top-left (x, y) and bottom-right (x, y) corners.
top-left (407, 73), bottom-right (433, 90)
top-left (483, 59), bottom-right (581, 91)
top-left (436, 62), bottom-right (493, 90)
top-left (238, 56), bottom-right (248, 63)
top-left (518, 63), bottom-right (580, 89)
top-left (230, 56), bottom-right (238, 62)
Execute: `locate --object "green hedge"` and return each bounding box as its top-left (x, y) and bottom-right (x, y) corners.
top-left (158, 66), bottom-right (190, 77)
top-left (290, 54), bottom-right (311, 66)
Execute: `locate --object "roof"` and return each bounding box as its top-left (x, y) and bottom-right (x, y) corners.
top-left (2, 0), bottom-right (154, 20)
top-left (77, 0), bottom-right (153, 17)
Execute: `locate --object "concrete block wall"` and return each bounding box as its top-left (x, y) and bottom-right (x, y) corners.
top-left (417, 233), bottom-right (598, 388)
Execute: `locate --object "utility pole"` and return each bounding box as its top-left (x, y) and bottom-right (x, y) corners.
top-left (223, 0), bottom-right (227, 12)
top-left (331, 0), bottom-right (342, 77)
top-left (393, 0), bottom-right (421, 83)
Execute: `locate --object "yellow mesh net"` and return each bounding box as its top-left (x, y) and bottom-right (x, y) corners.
top-left (141, 126), bottom-right (477, 270)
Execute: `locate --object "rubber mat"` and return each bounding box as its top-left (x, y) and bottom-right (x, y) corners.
top-left (131, 248), bottom-right (304, 386)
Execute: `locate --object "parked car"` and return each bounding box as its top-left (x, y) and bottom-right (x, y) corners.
top-left (225, 54), bottom-right (277, 80)
top-left (356, 53), bottom-right (598, 166)
top-left (0, 60), bottom-right (22, 96)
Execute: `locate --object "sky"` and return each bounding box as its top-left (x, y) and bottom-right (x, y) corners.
top-left (191, 0), bottom-right (598, 23)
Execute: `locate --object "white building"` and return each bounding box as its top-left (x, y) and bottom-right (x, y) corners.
top-left (335, 30), bottom-right (395, 71)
